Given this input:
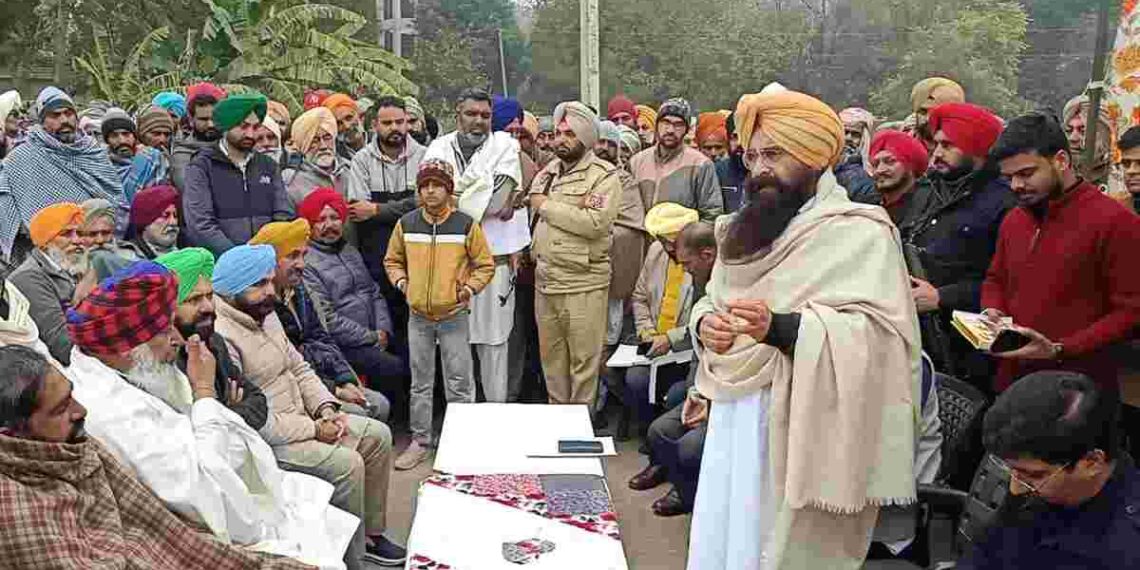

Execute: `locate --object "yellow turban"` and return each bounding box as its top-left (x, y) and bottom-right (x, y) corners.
top-left (644, 202), bottom-right (699, 239)
top-left (910, 78), bottom-right (965, 115)
top-left (291, 107), bottom-right (338, 156)
top-left (249, 219), bottom-right (311, 259)
top-left (523, 111), bottom-right (539, 139)
top-left (636, 104), bottom-right (657, 130)
top-left (30, 203), bottom-right (84, 248)
top-left (734, 89), bottom-right (845, 169)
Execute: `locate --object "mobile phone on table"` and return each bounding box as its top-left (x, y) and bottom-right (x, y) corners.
top-left (557, 439), bottom-right (604, 454)
top-left (636, 342), bottom-right (654, 356)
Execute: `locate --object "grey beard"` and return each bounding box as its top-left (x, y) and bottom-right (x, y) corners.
top-left (144, 225), bottom-right (180, 249)
top-left (45, 246), bottom-right (89, 279)
top-left (458, 131), bottom-right (488, 150)
top-left (125, 344), bottom-right (193, 414)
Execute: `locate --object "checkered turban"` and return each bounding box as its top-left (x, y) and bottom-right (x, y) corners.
top-left (66, 261), bottom-right (177, 356)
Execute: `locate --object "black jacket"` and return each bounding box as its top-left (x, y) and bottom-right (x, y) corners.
top-left (714, 154), bottom-right (747, 214)
top-left (176, 332), bottom-right (268, 430)
top-left (181, 145), bottom-right (293, 256)
top-left (960, 456), bottom-right (1140, 569)
top-left (904, 168), bottom-right (1015, 313)
top-left (274, 284), bottom-right (357, 393)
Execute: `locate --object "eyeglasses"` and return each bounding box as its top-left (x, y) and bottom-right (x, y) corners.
top-left (743, 146), bottom-right (789, 169)
top-left (996, 458), bottom-right (1071, 496)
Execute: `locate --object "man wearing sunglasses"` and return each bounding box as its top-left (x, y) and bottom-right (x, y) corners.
top-left (961, 370), bottom-right (1139, 569)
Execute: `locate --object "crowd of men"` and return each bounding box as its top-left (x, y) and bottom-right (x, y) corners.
top-left (0, 73), bottom-right (1137, 570)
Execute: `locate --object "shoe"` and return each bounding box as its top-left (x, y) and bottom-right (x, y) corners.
top-left (652, 487), bottom-right (689, 517)
top-left (627, 464), bottom-right (667, 491)
top-left (363, 535), bottom-right (407, 567)
top-left (394, 440), bottom-right (429, 471)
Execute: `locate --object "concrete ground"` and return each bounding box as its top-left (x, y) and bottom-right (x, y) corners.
top-left (382, 420), bottom-right (691, 569)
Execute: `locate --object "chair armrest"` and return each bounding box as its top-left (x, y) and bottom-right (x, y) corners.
top-left (918, 483), bottom-right (969, 515)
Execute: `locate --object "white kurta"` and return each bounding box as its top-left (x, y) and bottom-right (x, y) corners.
top-left (687, 391), bottom-right (775, 570)
top-left (67, 349), bottom-right (357, 569)
top-left (424, 131), bottom-right (526, 346)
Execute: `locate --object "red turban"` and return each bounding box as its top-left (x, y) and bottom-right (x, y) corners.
top-left (869, 130), bottom-right (930, 176)
top-left (298, 187), bottom-right (348, 225)
top-left (130, 184), bottom-right (180, 232)
top-left (304, 89), bottom-right (332, 111)
top-left (66, 261), bottom-right (178, 356)
top-left (696, 112), bottom-right (728, 145)
top-left (927, 103), bottom-right (1003, 159)
top-left (607, 95), bottom-right (637, 122)
top-left (185, 82), bottom-right (226, 108)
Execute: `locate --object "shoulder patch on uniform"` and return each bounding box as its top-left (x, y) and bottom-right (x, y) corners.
top-left (586, 192), bottom-right (608, 210)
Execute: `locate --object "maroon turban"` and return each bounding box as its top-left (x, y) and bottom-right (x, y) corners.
top-left (67, 261), bottom-right (178, 356)
top-left (607, 95), bottom-right (637, 122)
top-left (869, 130), bottom-right (930, 176)
top-left (927, 103), bottom-right (1003, 159)
top-left (298, 187), bottom-right (348, 225)
top-left (130, 184), bottom-right (180, 233)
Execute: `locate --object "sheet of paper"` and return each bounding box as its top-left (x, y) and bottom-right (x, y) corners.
top-left (481, 209), bottom-right (531, 255)
top-left (433, 404), bottom-right (605, 476)
top-left (408, 484), bottom-right (628, 570)
top-left (526, 437), bottom-right (617, 458)
top-left (605, 344), bottom-right (651, 368)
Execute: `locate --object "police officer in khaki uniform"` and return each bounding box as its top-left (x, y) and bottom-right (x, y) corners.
top-left (528, 101), bottom-right (623, 405)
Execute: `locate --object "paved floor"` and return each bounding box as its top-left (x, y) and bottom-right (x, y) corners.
top-left (382, 423), bottom-right (691, 569)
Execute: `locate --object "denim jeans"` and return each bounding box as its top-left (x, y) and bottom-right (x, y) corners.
top-left (407, 311), bottom-right (475, 444)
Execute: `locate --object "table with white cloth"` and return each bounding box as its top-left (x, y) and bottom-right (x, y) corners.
top-left (405, 404), bottom-right (629, 569)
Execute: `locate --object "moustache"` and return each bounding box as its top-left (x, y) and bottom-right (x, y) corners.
top-left (68, 419), bottom-right (86, 443)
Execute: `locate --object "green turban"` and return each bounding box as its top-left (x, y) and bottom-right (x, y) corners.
top-left (156, 247), bottom-right (216, 304)
top-left (213, 93), bottom-right (268, 132)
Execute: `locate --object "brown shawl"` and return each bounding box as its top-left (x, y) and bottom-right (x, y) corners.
top-left (0, 433), bottom-right (311, 569)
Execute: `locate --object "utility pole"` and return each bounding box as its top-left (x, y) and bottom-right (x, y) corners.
top-left (1083, 0), bottom-right (1112, 170)
top-left (380, 0), bottom-right (417, 58)
top-left (497, 29), bottom-right (509, 97)
top-left (580, 0), bottom-right (600, 110)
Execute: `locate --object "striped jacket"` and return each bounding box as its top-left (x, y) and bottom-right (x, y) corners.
top-left (384, 206), bottom-right (495, 321)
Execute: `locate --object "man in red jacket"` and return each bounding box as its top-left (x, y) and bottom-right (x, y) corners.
top-left (982, 113), bottom-right (1140, 393)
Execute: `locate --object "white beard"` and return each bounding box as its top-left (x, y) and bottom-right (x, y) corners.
top-left (125, 344), bottom-right (194, 414)
top-left (45, 246), bottom-right (89, 279)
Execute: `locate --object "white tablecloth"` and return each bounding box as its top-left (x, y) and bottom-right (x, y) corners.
top-left (432, 404), bottom-right (604, 476)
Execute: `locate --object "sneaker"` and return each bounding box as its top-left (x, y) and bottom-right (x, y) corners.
top-left (363, 535), bottom-right (407, 567)
top-left (394, 440), bottom-right (429, 471)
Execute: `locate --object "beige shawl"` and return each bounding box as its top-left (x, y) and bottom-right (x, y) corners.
top-left (694, 171), bottom-right (920, 515)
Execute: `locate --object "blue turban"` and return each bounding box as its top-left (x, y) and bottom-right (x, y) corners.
top-left (492, 95), bottom-right (523, 133)
top-left (152, 92), bottom-right (187, 119)
top-left (212, 244), bottom-right (277, 297)
top-left (598, 120), bottom-right (621, 145)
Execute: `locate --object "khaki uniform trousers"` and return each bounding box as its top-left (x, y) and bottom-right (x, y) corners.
top-left (274, 414), bottom-right (393, 569)
top-left (536, 287), bottom-right (609, 405)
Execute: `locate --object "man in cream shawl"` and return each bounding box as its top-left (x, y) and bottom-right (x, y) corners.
top-left (687, 85), bottom-right (921, 569)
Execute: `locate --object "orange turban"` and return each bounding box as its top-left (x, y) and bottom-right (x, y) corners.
top-left (695, 112), bottom-right (728, 145)
top-left (30, 203), bottom-right (84, 247)
top-left (249, 219), bottom-right (311, 259)
top-left (322, 93), bottom-right (358, 115)
top-left (734, 89), bottom-right (844, 169)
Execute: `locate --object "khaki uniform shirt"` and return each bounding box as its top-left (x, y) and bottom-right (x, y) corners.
top-left (530, 153), bottom-right (622, 295)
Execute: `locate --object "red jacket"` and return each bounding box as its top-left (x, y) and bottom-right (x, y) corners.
top-left (981, 180), bottom-right (1140, 392)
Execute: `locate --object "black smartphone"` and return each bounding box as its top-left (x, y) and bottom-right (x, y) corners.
top-left (636, 342), bottom-right (654, 356)
top-left (990, 329), bottom-right (1032, 353)
top-left (557, 439), bottom-right (604, 454)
